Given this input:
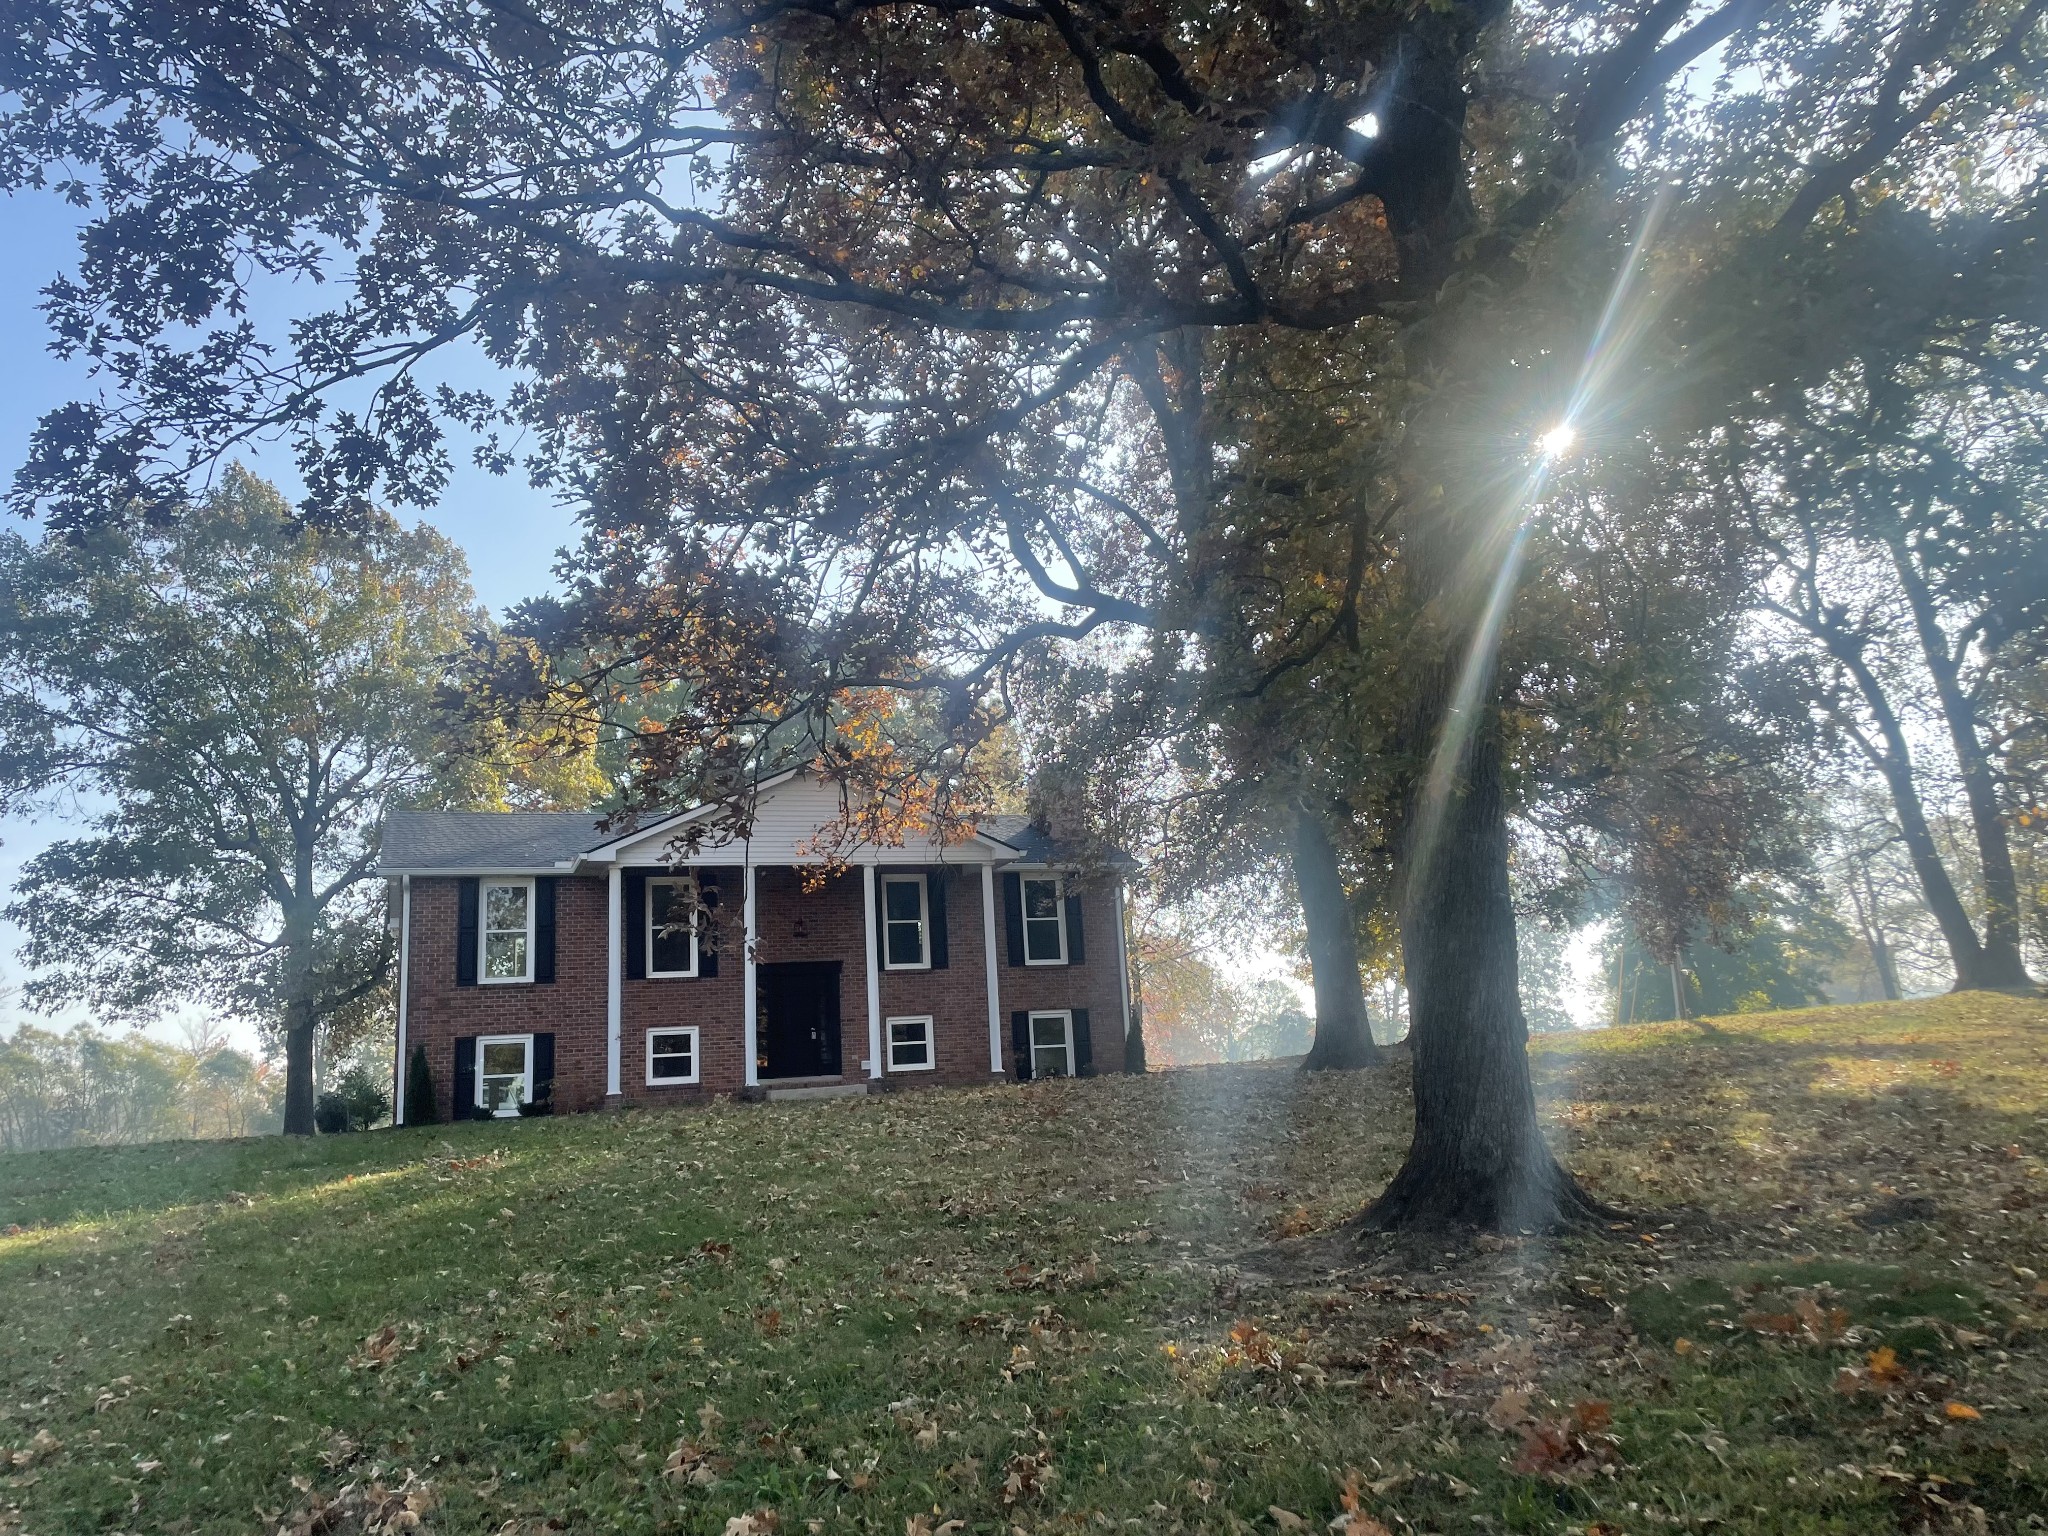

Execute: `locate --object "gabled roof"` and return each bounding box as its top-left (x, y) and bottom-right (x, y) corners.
top-left (380, 809), bottom-right (609, 873)
top-left (378, 776), bottom-right (1136, 876)
top-left (982, 815), bottom-right (1139, 870)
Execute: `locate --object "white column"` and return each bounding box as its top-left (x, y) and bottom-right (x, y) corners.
top-left (743, 860), bottom-right (759, 1088)
top-left (606, 865), bottom-right (623, 1097)
top-left (1114, 877), bottom-right (1133, 1049)
top-left (862, 863), bottom-right (882, 1078)
top-left (982, 862), bottom-right (1004, 1073)
top-left (393, 875), bottom-right (412, 1124)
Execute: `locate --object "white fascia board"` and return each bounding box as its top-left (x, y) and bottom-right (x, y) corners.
top-left (579, 766), bottom-right (807, 863)
top-left (375, 863), bottom-right (581, 878)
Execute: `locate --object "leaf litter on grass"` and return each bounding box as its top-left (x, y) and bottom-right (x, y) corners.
top-left (2, 994), bottom-right (2047, 1534)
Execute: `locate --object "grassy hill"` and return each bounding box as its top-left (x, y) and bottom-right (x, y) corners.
top-left (3, 994), bottom-right (2046, 1535)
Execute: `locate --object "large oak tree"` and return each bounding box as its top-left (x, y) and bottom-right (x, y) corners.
top-left (6, 0), bottom-right (2043, 1219)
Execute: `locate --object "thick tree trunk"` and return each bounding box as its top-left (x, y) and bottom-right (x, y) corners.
top-left (280, 897), bottom-right (320, 1136)
top-left (1364, 729), bottom-right (1609, 1231)
top-left (282, 1015), bottom-right (316, 1136)
top-left (1291, 806), bottom-right (1383, 1071)
top-left (1890, 546), bottom-right (2034, 988)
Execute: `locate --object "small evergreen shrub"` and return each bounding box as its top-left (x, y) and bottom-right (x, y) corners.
top-left (404, 1043), bottom-right (437, 1126)
top-left (313, 1091), bottom-right (352, 1134)
top-left (516, 1078), bottom-right (555, 1117)
top-left (336, 1064), bottom-right (391, 1130)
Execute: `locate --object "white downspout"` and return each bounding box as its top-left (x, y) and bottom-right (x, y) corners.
top-left (393, 875), bottom-right (411, 1124)
top-left (862, 862), bottom-right (883, 1078)
top-left (606, 865), bottom-right (623, 1098)
top-left (743, 857), bottom-right (759, 1088)
top-left (982, 861), bottom-right (1003, 1073)
top-left (1114, 876), bottom-right (1132, 1054)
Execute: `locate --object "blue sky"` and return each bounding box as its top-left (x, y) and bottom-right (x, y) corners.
top-left (0, 187), bottom-right (584, 1044)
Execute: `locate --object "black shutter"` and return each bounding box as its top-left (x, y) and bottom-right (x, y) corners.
top-left (1065, 889), bottom-right (1086, 966)
top-left (927, 869), bottom-right (949, 969)
top-left (1011, 1010), bottom-right (1032, 1081)
top-left (873, 869), bottom-right (887, 971)
top-left (698, 870), bottom-right (720, 978)
top-left (1072, 1009), bottom-right (1093, 1076)
top-left (533, 878), bottom-right (557, 984)
top-left (1003, 872), bottom-right (1025, 966)
top-left (453, 1036), bottom-right (477, 1120)
top-left (625, 870), bottom-right (647, 980)
top-left (455, 878), bottom-right (479, 986)
top-left (531, 1032), bottom-right (555, 1105)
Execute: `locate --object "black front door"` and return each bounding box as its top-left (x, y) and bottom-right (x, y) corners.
top-left (758, 961), bottom-right (843, 1079)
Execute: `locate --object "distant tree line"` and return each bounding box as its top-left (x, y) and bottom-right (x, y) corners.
top-left (0, 1024), bottom-right (281, 1152)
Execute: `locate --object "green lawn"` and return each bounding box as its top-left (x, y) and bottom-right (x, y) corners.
top-left (4, 994), bottom-right (2046, 1535)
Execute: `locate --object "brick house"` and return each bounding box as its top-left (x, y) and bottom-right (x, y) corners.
top-left (380, 769), bottom-right (1136, 1120)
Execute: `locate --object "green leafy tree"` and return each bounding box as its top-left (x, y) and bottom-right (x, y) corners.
top-left (8, 0), bottom-right (2045, 1226)
top-left (0, 470), bottom-right (490, 1134)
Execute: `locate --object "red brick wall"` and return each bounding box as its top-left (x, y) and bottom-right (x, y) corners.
top-left (398, 863), bottom-right (1132, 1119)
top-left (874, 867), bottom-right (1001, 1086)
top-left (623, 867), bottom-right (745, 1103)
top-left (401, 875), bottom-right (610, 1118)
top-left (989, 875), bottom-right (1129, 1078)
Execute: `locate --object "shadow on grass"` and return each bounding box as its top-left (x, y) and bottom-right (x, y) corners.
top-left (0, 1118), bottom-right (521, 1231)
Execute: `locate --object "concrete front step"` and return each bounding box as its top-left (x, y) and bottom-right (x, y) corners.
top-left (764, 1079), bottom-right (873, 1102)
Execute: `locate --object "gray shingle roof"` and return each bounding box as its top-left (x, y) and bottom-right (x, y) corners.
top-left (380, 809), bottom-right (609, 872)
top-left (379, 806), bottom-right (1134, 874)
top-left (981, 815), bottom-right (1137, 869)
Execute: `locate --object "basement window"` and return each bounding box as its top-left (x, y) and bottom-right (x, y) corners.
top-left (1029, 1011), bottom-right (1073, 1078)
top-left (886, 1015), bottom-right (934, 1072)
top-left (476, 1034), bottom-right (533, 1115)
top-left (646, 1027), bottom-right (700, 1086)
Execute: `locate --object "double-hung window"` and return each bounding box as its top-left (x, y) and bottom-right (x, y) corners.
top-left (476, 1034), bottom-right (533, 1115)
top-left (882, 874), bottom-right (929, 969)
top-left (646, 1026), bottom-right (700, 1085)
top-left (481, 879), bottom-right (534, 983)
top-left (1021, 876), bottom-right (1067, 965)
top-left (1028, 1011), bottom-right (1073, 1078)
top-left (647, 877), bottom-right (700, 978)
top-left (886, 1015), bottom-right (934, 1072)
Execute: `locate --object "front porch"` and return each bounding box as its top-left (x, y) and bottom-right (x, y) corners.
top-left (597, 856), bottom-right (1009, 1099)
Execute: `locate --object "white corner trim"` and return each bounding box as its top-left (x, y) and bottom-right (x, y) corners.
top-left (606, 866), bottom-right (623, 1097)
top-left (982, 862), bottom-right (1003, 1073)
top-left (742, 859), bottom-right (759, 1089)
top-left (394, 875), bottom-right (412, 1125)
top-left (1114, 877), bottom-right (1132, 1044)
top-left (862, 864), bottom-right (883, 1079)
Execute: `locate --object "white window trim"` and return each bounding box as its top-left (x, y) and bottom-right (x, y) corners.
top-left (646, 875), bottom-right (701, 979)
top-left (645, 1025), bottom-right (702, 1086)
top-left (475, 1033), bottom-right (534, 1116)
top-left (881, 873), bottom-right (932, 971)
top-left (1021, 875), bottom-right (1068, 966)
top-left (478, 877), bottom-right (536, 985)
top-left (885, 1014), bottom-right (936, 1073)
top-left (1027, 1010), bottom-right (1074, 1077)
